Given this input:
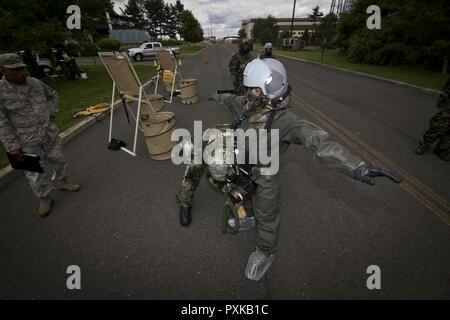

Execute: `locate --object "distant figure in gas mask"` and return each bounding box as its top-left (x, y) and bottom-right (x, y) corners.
top-left (228, 40), bottom-right (253, 95)
top-left (261, 42), bottom-right (273, 59)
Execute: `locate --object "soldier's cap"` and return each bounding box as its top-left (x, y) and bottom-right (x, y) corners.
top-left (0, 53), bottom-right (26, 69)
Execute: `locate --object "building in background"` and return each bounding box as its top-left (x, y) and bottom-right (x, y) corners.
top-left (241, 17), bottom-right (320, 41)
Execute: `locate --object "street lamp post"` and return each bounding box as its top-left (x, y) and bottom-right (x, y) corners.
top-left (289, 0), bottom-right (297, 50)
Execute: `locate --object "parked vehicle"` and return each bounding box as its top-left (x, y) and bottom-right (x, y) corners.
top-left (127, 42), bottom-right (180, 61)
top-left (19, 49), bottom-right (87, 80)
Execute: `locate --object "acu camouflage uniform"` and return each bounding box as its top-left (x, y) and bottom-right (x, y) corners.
top-left (0, 77), bottom-right (70, 197)
top-left (179, 92), bottom-right (364, 256)
top-left (229, 52), bottom-right (253, 95)
top-left (418, 78), bottom-right (450, 160)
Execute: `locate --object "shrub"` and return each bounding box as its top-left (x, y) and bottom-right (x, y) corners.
top-left (367, 43), bottom-right (409, 65)
top-left (346, 30), bottom-right (384, 63)
top-left (80, 42), bottom-right (99, 56)
top-left (98, 38), bottom-right (122, 51)
top-left (160, 39), bottom-right (182, 46)
top-left (64, 43), bottom-right (82, 57)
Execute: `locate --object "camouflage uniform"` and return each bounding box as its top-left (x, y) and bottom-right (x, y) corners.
top-left (416, 78), bottom-right (450, 160)
top-left (179, 92), bottom-right (364, 255)
top-left (0, 77), bottom-right (70, 197)
top-left (229, 52), bottom-right (253, 95)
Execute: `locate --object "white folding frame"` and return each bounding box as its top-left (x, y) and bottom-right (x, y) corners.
top-left (153, 50), bottom-right (181, 103)
top-left (98, 52), bottom-right (154, 157)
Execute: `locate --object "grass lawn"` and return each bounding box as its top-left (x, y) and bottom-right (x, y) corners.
top-left (271, 49), bottom-right (447, 91)
top-left (0, 64), bottom-right (156, 169)
top-left (179, 44), bottom-right (208, 55)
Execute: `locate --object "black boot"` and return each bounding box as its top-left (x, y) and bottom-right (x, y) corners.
top-left (414, 143), bottom-right (430, 155)
top-left (180, 206), bottom-right (192, 226)
top-left (434, 149), bottom-right (450, 161)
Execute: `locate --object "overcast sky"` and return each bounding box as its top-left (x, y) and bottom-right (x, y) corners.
top-left (113, 0), bottom-right (332, 38)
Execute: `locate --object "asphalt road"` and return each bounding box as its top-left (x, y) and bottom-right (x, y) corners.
top-left (0, 44), bottom-right (449, 299)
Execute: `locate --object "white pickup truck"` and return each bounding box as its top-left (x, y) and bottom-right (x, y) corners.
top-left (127, 42), bottom-right (180, 61)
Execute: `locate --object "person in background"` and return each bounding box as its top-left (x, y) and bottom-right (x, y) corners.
top-left (0, 53), bottom-right (81, 217)
top-left (415, 78), bottom-right (450, 161)
top-left (229, 40), bottom-right (253, 95)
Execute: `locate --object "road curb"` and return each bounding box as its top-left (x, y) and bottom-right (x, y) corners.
top-left (0, 79), bottom-right (154, 190)
top-left (274, 52), bottom-right (442, 94)
top-left (190, 46), bottom-right (209, 56)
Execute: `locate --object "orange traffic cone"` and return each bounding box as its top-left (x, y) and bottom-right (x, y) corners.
top-left (204, 52), bottom-right (209, 64)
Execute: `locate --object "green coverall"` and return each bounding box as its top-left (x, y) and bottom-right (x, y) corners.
top-left (179, 93), bottom-right (364, 256)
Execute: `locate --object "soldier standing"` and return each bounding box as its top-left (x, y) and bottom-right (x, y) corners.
top-left (261, 42), bottom-right (274, 59)
top-left (0, 53), bottom-right (81, 217)
top-left (415, 78), bottom-right (450, 161)
top-left (178, 58), bottom-right (402, 281)
top-left (228, 40), bottom-right (253, 95)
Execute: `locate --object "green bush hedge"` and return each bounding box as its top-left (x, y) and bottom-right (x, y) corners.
top-left (159, 39), bottom-right (182, 46)
top-left (98, 38), bottom-right (122, 51)
top-left (64, 43), bottom-right (82, 57)
top-left (80, 42), bottom-right (99, 56)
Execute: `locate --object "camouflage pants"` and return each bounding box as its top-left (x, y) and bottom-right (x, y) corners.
top-left (433, 134), bottom-right (450, 157)
top-left (22, 133), bottom-right (69, 198)
top-left (179, 164), bottom-right (283, 255)
top-left (422, 112), bottom-right (450, 151)
top-left (179, 164), bottom-right (254, 215)
top-left (179, 164), bottom-right (206, 208)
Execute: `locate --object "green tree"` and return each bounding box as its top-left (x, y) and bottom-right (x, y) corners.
top-left (143, 0), bottom-right (166, 39)
top-left (308, 6), bottom-right (324, 45)
top-left (302, 29), bottom-right (310, 46)
top-left (334, 0), bottom-right (450, 67)
top-left (260, 29), bottom-right (277, 46)
top-left (238, 28), bottom-right (247, 39)
top-left (162, 0), bottom-right (185, 39)
top-left (308, 6), bottom-right (324, 22)
top-left (0, 0), bottom-right (111, 54)
top-left (0, 0), bottom-right (111, 75)
top-left (173, 0), bottom-right (185, 33)
top-left (122, 0), bottom-right (146, 29)
top-left (432, 40), bottom-right (450, 75)
top-left (179, 10), bottom-right (203, 42)
top-left (251, 15), bottom-right (279, 45)
top-left (317, 13), bottom-right (337, 48)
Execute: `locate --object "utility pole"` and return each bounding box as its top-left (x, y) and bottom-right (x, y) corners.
top-left (289, 0), bottom-right (297, 49)
top-left (210, 17), bottom-right (213, 40)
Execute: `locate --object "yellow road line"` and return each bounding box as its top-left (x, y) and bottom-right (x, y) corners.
top-left (291, 94), bottom-right (450, 227)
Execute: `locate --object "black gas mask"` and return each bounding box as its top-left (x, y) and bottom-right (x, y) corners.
top-left (245, 88), bottom-right (270, 111)
top-left (239, 42), bottom-right (251, 55)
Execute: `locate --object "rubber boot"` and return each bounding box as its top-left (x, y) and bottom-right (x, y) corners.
top-left (245, 248), bottom-right (275, 281)
top-left (180, 206), bottom-right (192, 226)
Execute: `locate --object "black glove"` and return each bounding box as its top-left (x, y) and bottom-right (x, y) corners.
top-left (352, 164), bottom-right (403, 185)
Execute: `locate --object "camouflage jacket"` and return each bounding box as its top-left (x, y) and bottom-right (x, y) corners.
top-left (228, 52), bottom-right (253, 94)
top-left (209, 93), bottom-right (363, 177)
top-left (437, 78), bottom-right (450, 110)
top-left (429, 109), bottom-right (450, 133)
top-left (0, 77), bottom-right (59, 151)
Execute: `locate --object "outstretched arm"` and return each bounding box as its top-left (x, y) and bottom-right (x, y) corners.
top-left (284, 118), bottom-right (402, 185)
top-left (208, 92), bottom-right (246, 117)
